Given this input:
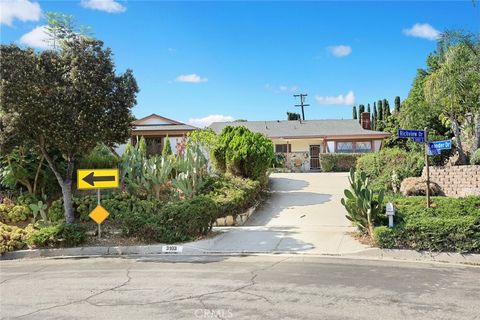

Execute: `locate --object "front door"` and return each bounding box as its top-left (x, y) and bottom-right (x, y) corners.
top-left (310, 145), bottom-right (320, 170)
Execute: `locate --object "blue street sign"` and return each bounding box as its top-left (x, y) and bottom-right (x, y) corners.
top-left (398, 129), bottom-right (425, 143)
top-left (427, 140), bottom-right (452, 155)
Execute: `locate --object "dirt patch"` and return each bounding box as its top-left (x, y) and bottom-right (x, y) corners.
top-left (349, 231), bottom-right (375, 247)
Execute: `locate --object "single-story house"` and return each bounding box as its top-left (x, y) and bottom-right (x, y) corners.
top-left (128, 114), bottom-right (196, 155)
top-left (209, 114), bottom-right (390, 171)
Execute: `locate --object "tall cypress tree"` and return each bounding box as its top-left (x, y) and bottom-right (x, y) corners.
top-left (372, 102), bottom-right (377, 130)
top-left (394, 96), bottom-right (401, 113)
top-left (358, 104), bottom-right (365, 123)
top-left (384, 100), bottom-right (391, 118)
top-left (377, 100), bottom-right (383, 130)
top-left (352, 106), bottom-right (358, 119)
top-left (367, 103), bottom-right (371, 113)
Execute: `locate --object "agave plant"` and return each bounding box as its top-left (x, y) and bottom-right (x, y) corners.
top-left (341, 168), bottom-right (384, 238)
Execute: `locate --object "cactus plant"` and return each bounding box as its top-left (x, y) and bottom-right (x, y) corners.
top-left (341, 168), bottom-right (384, 238)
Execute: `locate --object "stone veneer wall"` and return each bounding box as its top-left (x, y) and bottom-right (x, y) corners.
top-left (422, 165), bottom-right (480, 197)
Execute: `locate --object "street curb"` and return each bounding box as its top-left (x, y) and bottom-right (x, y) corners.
top-left (2, 242), bottom-right (479, 266)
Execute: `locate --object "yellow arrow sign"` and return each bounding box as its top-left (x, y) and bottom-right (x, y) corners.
top-left (89, 204), bottom-right (110, 224)
top-left (77, 169), bottom-right (119, 190)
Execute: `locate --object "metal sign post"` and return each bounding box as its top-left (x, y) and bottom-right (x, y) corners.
top-left (79, 168), bottom-right (117, 239)
top-left (424, 127), bottom-right (430, 208)
top-left (97, 189), bottom-right (101, 239)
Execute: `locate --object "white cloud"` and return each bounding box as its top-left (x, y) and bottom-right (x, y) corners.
top-left (403, 23), bottom-right (440, 41)
top-left (80, 0), bottom-right (126, 13)
top-left (315, 91), bottom-right (355, 105)
top-left (0, 0), bottom-right (41, 26)
top-left (187, 115), bottom-right (234, 128)
top-left (279, 85), bottom-right (298, 92)
top-left (19, 25), bottom-right (51, 49)
top-left (265, 83), bottom-right (298, 93)
top-left (175, 74), bottom-right (208, 83)
top-left (328, 45), bottom-right (352, 57)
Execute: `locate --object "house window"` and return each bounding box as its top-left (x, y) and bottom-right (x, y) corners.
top-left (275, 144), bottom-right (291, 153)
top-left (336, 142), bottom-right (354, 153)
top-left (356, 141), bottom-right (372, 153)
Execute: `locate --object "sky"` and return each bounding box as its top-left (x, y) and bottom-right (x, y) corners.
top-left (1, 0), bottom-right (479, 127)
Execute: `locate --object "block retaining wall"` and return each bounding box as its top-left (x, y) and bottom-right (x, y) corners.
top-left (422, 165), bottom-right (480, 197)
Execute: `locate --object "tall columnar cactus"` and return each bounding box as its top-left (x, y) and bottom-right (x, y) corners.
top-left (341, 168), bottom-right (384, 238)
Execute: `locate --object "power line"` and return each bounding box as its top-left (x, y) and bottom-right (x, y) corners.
top-left (294, 93), bottom-right (309, 120)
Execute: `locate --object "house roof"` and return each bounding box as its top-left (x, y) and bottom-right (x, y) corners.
top-left (133, 114), bottom-right (184, 125)
top-left (133, 124), bottom-right (197, 132)
top-left (209, 119), bottom-right (390, 139)
top-left (132, 113), bottom-right (197, 135)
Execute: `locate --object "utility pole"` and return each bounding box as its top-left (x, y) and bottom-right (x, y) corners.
top-left (294, 94), bottom-right (309, 120)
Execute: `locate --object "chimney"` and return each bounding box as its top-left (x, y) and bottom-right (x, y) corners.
top-left (360, 112), bottom-right (371, 130)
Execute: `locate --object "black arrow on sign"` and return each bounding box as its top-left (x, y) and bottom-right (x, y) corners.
top-left (83, 172), bottom-right (115, 186)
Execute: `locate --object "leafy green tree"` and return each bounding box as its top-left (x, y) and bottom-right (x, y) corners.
top-left (372, 103), bottom-right (378, 131)
top-left (400, 68), bottom-right (447, 135)
top-left (367, 103), bottom-right (371, 113)
top-left (394, 96), bottom-right (401, 113)
top-left (352, 106), bottom-right (358, 120)
top-left (0, 18), bottom-right (138, 223)
top-left (162, 137), bottom-right (173, 156)
top-left (287, 112), bottom-right (301, 120)
top-left (425, 44), bottom-right (480, 164)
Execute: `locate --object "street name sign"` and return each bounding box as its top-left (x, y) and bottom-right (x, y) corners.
top-left (427, 140), bottom-right (452, 155)
top-left (398, 129), bottom-right (425, 143)
top-left (77, 169), bottom-right (119, 189)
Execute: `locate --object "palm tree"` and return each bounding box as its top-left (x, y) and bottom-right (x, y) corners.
top-left (425, 44), bottom-right (479, 164)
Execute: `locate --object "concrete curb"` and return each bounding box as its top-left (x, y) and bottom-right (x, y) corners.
top-left (2, 241), bottom-right (479, 266)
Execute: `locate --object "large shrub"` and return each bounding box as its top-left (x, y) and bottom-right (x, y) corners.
top-left (204, 175), bottom-right (261, 218)
top-left (471, 149), bottom-right (480, 165)
top-left (320, 153), bottom-right (361, 172)
top-left (356, 148), bottom-right (424, 192)
top-left (0, 223), bottom-right (35, 254)
top-left (212, 126), bottom-right (274, 183)
top-left (373, 196), bottom-right (480, 253)
top-left (118, 195), bottom-right (217, 243)
top-left (26, 223), bottom-right (86, 248)
top-left (0, 202), bottom-right (30, 223)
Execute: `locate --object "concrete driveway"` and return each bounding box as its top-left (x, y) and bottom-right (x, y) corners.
top-left (200, 173), bottom-right (368, 254)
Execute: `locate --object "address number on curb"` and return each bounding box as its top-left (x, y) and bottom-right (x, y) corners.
top-left (162, 245), bottom-right (183, 253)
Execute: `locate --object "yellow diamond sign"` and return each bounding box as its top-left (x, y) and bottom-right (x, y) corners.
top-left (89, 205), bottom-right (110, 224)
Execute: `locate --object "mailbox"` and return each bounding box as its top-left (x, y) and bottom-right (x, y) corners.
top-left (386, 202), bottom-right (395, 227)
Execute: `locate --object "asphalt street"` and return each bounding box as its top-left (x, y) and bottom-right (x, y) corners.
top-left (1, 255), bottom-right (479, 320)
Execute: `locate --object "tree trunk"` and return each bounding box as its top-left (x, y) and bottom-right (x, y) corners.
top-left (39, 144), bottom-right (76, 223)
top-left (475, 113), bottom-right (480, 150)
top-left (60, 180), bottom-right (75, 224)
top-left (452, 117), bottom-right (468, 165)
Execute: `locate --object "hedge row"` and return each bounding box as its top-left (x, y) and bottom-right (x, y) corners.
top-left (373, 196), bottom-right (480, 253)
top-left (320, 153), bottom-right (361, 172)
